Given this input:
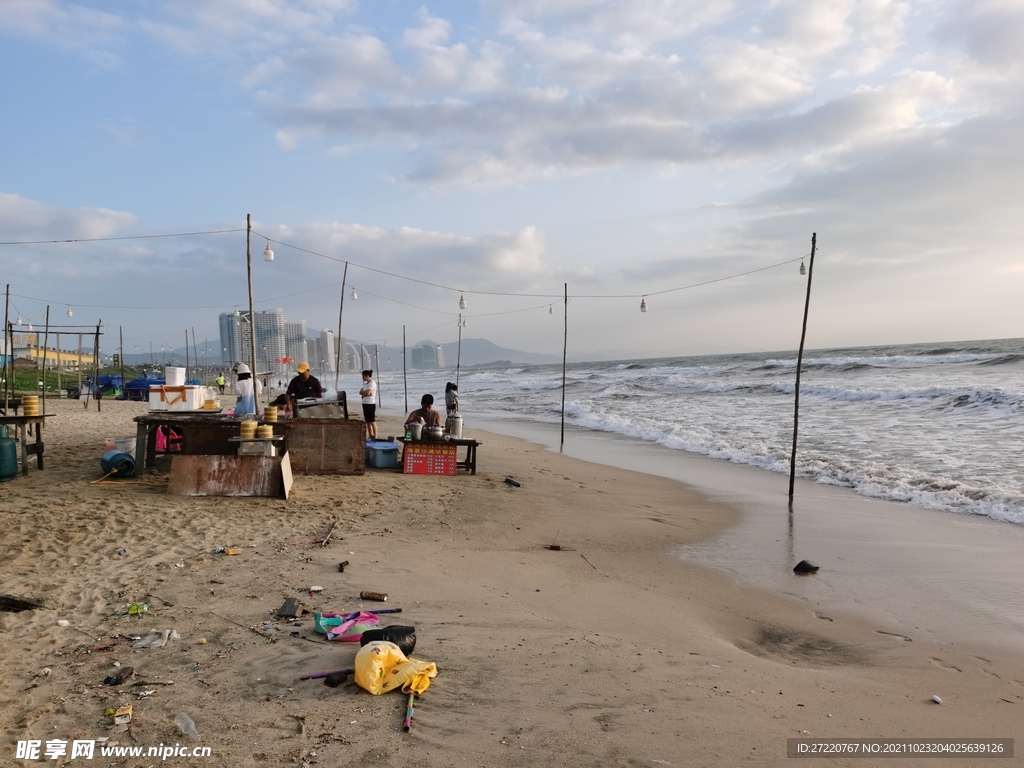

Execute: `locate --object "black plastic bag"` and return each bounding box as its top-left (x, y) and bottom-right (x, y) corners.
top-left (359, 625), bottom-right (416, 656)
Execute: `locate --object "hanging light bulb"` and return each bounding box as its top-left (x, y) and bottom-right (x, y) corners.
top-left (263, 243), bottom-right (274, 262)
top-left (351, 288), bottom-right (357, 300)
top-left (640, 297), bottom-right (648, 313)
top-left (66, 306), bottom-right (73, 318)
top-left (28, 322), bottom-right (33, 331)
top-left (799, 260), bottom-right (806, 276)
top-left (459, 294), bottom-right (467, 310)
top-left (462, 317), bottom-right (468, 328)
top-left (16, 315), bottom-right (21, 325)
top-left (549, 305), bottom-right (553, 314)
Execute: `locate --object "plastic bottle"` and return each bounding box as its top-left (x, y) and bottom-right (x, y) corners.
top-left (175, 712), bottom-right (201, 741)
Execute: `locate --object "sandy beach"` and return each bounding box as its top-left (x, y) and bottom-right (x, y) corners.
top-left (2, 399), bottom-right (1023, 766)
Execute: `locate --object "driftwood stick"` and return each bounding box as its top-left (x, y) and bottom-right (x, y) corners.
top-left (319, 518), bottom-right (338, 548)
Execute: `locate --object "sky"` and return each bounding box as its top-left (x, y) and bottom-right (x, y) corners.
top-left (2, 0), bottom-right (1023, 360)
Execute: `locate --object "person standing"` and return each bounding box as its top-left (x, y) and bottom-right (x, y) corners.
top-left (215, 372), bottom-right (226, 394)
top-left (234, 363), bottom-right (262, 415)
top-left (359, 369), bottom-right (378, 440)
top-left (445, 382), bottom-right (459, 414)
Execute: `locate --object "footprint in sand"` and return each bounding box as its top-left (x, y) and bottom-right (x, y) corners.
top-left (930, 657), bottom-right (962, 672)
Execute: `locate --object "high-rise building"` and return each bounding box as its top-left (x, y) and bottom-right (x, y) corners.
top-left (410, 342), bottom-right (439, 369)
top-left (219, 309), bottom-right (287, 375)
top-left (285, 321), bottom-right (308, 369)
top-left (319, 330), bottom-right (337, 375)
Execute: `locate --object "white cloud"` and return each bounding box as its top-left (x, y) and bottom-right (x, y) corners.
top-left (0, 193), bottom-right (136, 242)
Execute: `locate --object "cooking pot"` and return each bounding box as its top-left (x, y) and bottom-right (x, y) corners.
top-left (427, 426), bottom-right (444, 441)
top-left (408, 422), bottom-right (423, 440)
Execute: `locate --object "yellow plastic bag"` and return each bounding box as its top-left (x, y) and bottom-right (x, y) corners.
top-left (354, 641), bottom-right (437, 695)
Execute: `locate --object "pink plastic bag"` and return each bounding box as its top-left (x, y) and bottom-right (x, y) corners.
top-left (326, 611), bottom-right (380, 641)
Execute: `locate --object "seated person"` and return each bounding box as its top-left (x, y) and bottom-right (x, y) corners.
top-left (405, 394), bottom-right (442, 428)
top-left (286, 361), bottom-right (323, 409)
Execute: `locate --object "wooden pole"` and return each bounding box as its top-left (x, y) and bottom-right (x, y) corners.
top-left (192, 328), bottom-right (199, 385)
top-left (456, 313), bottom-right (462, 388)
top-left (246, 213), bottom-right (259, 409)
top-left (119, 326), bottom-right (125, 397)
top-left (56, 332), bottom-right (61, 396)
top-left (402, 325), bottom-right (408, 414)
top-left (41, 306), bottom-right (50, 414)
top-left (374, 344), bottom-right (382, 408)
top-left (335, 262), bottom-right (348, 391)
top-left (77, 333), bottom-right (83, 403)
top-left (788, 233), bottom-right (817, 502)
top-left (560, 283), bottom-right (568, 452)
top-left (93, 321), bottom-right (102, 412)
top-left (150, 341), bottom-right (154, 367)
top-left (3, 284), bottom-right (9, 411)
top-left (185, 328), bottom-right (190, 383)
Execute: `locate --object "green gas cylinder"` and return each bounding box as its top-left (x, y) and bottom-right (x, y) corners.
top-left (0, 432), bottom-right (18, 482)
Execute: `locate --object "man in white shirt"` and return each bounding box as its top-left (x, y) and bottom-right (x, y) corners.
top-left (359, 369), bottom-right (378, 440)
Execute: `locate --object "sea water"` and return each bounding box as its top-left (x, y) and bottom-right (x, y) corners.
top-left (384, 337), bottom-right (1024, 526)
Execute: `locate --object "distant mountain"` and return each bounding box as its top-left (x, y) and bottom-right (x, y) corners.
top-left (432, 338), bottom-right (561, 367)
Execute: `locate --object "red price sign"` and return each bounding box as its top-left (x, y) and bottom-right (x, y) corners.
top-left (403, 443), bottom-right (457, 475)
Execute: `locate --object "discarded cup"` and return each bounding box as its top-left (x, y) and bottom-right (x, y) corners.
top-left (127, 603), bottom-right (147, 615)
top-left (175, 712), bottom-right (201, 741)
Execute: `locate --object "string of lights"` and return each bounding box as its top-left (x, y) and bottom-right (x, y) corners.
top-left (0, 228), bottom-right (244, 246)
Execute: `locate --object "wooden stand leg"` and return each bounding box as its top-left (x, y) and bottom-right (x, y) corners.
top-left (135, 422), bottom-right (148, 475)
top-left (19, 422), bottom-right (28, 476)
top-left (34, 422), bottom-right (43, 469)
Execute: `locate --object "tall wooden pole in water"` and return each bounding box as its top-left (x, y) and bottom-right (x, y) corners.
top-left (402, 325), bottom-right (408, 414)
top-left (3, 284), bottom-right (10, 411)
top-left (788, 233), bottom-right (817, 502)
top-left (560, 283), bottom-right (568, 452)
top-left (41, 306), bottom-right (50, 414)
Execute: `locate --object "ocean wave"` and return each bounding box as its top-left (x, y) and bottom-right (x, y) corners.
top-left (557, 401), bottom-right (1024, 525)
top-left (767, 383), bottom-right (1022, 409)
top-left (761, 353), bottom-right (1003, 370)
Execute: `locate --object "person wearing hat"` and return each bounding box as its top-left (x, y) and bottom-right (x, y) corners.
top-left (286, 361), bottom-right (323, 410)
top-left (234, 363), bottom-right (262, 415)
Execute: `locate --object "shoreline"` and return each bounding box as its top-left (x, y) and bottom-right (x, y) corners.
top-left (468, 412), bottom-right (1024, 656)
top-left (2, 400), bottom-right (1023, 766)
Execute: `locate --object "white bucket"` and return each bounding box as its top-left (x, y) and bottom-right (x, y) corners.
top-left (114, 436), bottom-right (136, 454)
top-left (165, 367), bottom-right (186, 386)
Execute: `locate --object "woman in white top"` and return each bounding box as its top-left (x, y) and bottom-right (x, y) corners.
top-left (234, 363), bottom-right (263, 416)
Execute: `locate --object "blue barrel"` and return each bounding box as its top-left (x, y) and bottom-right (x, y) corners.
top-left (0, 433), bottom-right (18, 482)
top-left (101, 450), bottom-right (136, 478)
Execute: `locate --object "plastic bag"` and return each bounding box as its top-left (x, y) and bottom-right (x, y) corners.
top-left (359, 625), bottom-right (416, 656)
top-left (354, 641), bottom-right (437, 695)
top-left (325, 612), bottom-right (380, 641)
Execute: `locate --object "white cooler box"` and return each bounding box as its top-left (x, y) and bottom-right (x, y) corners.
top-left (149, 385), bottom-right (207, 412)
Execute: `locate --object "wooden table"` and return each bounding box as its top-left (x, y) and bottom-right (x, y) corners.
top-left (398, 436), bottom-right (481, 474)
top-left (133, 412), bottom-right (252, 474)
top-left (0, 414), bottom-right (52, 475)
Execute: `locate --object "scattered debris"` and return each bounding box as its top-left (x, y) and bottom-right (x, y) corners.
top-left (793, 560), bottom-right (819, 574)
top-left (175, 712), bottom-right (201, 741)
top-left (320, 519), bottom-right (338, 548)
top-left (309, 586), bottom-right (324, 596)
top-left (504, 477), bottom-right (521, 488)
top-left (112, 705), bottom-right (133, 725)
top-left (544, 544), bottom-right (575, 551)
top-left (932, 695), bottom-right (942, 704)
top-left (133, 629), bottom-right (180, 649)
top-left (277, 597), bottom-right (314, 619)
top-left (359, 591), bottom-right (388, 602)
top-left (338, 560), bottom-right (350, 573)
top-left (57, 619), bottom-right (70, 627)
top-left (104, 667), bottom-right (135, 686)
top-left (323, 670), bottom-right (350, 687)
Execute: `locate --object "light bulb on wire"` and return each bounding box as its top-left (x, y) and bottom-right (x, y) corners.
top-left (640, 297), bottom-right (648, 313)
top-left (263, 243), bottom-right (274, 262)
top-left (351, 288), bottom-right (357, 300)
top-left (799, 260), bottom-right (806, 276)
top-left (66, 306), bottom-right (73, 318)
top-left (459, 294), bottom-right (467, 310)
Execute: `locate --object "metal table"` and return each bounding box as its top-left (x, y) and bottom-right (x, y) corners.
top-left (0, 414), bottom-right (53, 475)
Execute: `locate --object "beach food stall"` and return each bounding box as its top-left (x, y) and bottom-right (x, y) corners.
top-left (132, 370), bottom-right (365, 496)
